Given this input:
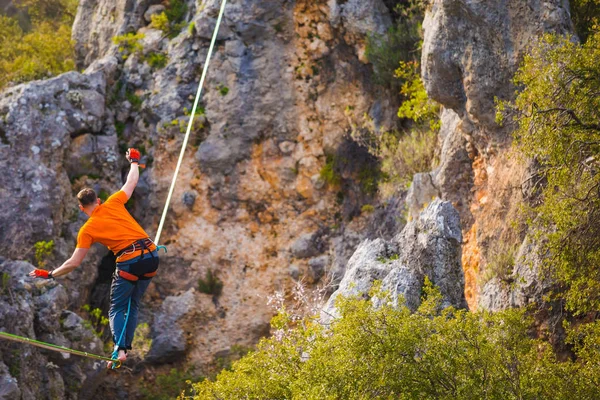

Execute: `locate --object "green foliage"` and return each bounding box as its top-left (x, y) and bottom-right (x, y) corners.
top-left (132, 322), bottom-right (152, 358)
top-left (151, 0), bottom-right (188, 39)
top-left (501, 32), bottom-right (600, 314)
top-left (15, 0), bottom-right (78, 25)
top-left (569, 0), bottom-right (600, 43)
top-left (198, 270), bottom-right (223, 296)
top-left (361, 204), bottom-right (375, 214)
top-left (34, 240), bottom-right (54, 267)
top-left (364, 1), bottom-right (424, 87)
top-left (320, 154), bottom-right (342, 187)
top-left (1, 272), bottom-right (10, 295)
top-left (376, 128), bottom-right (438, 194)
top-left (142, 368), bottom-right (198, 400)
top-left (146, 52), bottom-right (168, 69)
top-left (188, 22), bottom-right (196, 35)
top-left (376, 253), bottom-right (399, 263)
top-left (80, 305), bottom-right (109, 338)
top-left (396, 61), bottom-right (441, 131)
top-left (112, 33), bottom-right (145, 58)
top-left (188, 283), bottom-right (600, 399)
top-left (481, 244), bottom-right (517, 286)
top-left (115, 121), bottom-right (126, 137)
top-left (98, 189), bottom-right (110, 202)
top-left (214, 345), bottom-right (253, 373)
top-left (151, 12), bottom-right (170, 32)
top-left (0, 18), bottom-right (76, 89)
top-left (125, 90), bottom-right (143, 111)
top-left (217, 84), bottom-right (229, 96)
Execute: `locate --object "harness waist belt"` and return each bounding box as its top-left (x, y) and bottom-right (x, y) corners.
top-left (116, 238), bottom-right (154, 258)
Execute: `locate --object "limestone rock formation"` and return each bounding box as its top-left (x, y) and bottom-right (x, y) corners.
top-left (0, 259), bottom-right (104, 400)
top-left (411, 0), bottom-right (574, 308)
top-left (323, 199), bottom-right (467, 321)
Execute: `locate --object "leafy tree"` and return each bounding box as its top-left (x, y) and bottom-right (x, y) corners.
top-left (0, 0), bottom-right (77, 90)
top-left (185, 283), bottom-right (600, 399)
top-left (499, 32), bottom-right (600, 314)
top-left (569, 0), bottom-right (600, 43)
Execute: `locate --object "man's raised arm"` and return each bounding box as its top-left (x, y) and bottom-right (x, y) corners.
top-left (121, 148), bottom-right (141, 200)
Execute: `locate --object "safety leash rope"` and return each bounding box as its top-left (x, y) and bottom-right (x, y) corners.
top-left (0, 330), bottom-right (121, 368)
top-left (154, 0), bottom-right (228, 245)
top-left (111, 297), bottom-right (132, 369)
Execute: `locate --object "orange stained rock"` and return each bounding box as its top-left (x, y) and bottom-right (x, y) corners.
top-left (462, 223), bottom-right (481, 310)
top-left (296, 175), bottom-right (314, 199)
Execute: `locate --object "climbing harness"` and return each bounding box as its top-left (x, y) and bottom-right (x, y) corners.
top-left (0, 0), bottom-right (227, 369)
top-left (0, 331), bottom-right (121, 368)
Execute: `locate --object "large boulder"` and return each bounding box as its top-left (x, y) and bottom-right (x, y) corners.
top-left (0, 259), bottom-right (105, 398)
top-left (0, 71), bottom-right (115, 259)
top-left (323, 199), bottom-right (467, 321)
top-left (146, 289), bottom-right (195, 364)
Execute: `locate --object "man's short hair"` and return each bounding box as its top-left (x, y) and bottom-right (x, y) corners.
top-left (77, 188), bottom-right (97, 207)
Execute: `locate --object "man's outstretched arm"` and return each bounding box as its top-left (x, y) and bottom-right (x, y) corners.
top-left (29, 248), bottom-right (88, 279)
top-left (121, 148), bottom-right (141, 200)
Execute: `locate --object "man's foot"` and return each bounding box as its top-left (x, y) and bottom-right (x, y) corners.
top-left (107, 350), bottom-right (127, 369)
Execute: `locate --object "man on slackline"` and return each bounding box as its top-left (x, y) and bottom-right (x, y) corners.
top-left (30, 148), bottom-right (159, 369)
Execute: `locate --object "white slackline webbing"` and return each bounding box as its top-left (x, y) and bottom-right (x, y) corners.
top-left (154, 0), bottom-right (228, 245)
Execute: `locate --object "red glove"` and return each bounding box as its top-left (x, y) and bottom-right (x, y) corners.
top-left (126, 148), bottom-right (140, 164)
top-left (31, 269), bottom-right (54, 279)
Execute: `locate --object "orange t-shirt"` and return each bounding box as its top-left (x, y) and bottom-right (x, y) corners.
top-left (76, 191), bottom-right (155, 261)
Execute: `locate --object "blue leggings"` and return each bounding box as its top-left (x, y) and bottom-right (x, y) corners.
top-left (109, 252), bottom-right (158, 350)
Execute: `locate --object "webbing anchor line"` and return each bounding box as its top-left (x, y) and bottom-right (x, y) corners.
top-left (0, 331), bottom-right (122, 368)
top-left (154, 0), bottom-right (228, 245)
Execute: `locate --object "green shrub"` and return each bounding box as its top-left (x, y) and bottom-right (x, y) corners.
top-left (364, 1), bottom-right (423, 88)
top-left (112, 32), bottom-right (145, 58)
top-left (115, 121), bottom-right (126, 137)
top-left (98, 189), bottom-right (110, 202)
top-left (34, 240), bottom-right (54, 267)
top-left (150, 12), bottom-right (170, 32)
top-left (320, 154), bottom-right (342, 187)
top-left (151, 0), bottom-right (188, 39)
top-left (125, 90), bottom-right (143, 111)
top-left (198, 270), bottom-right (223, 296)
top-left (499, 32), bottom-right (600, 314)
top-left (80, 305), bottom-right (109, 338)
top-left (0, 18), bottom-right (76, 89)
top-left (348, 59), bottom-right (440, 198)
top-left (481, 245), bottom-right (517, 286)
top-left (1, 272), bottom-right (10, 295)
top-left (395, 61), bottom-right (440, 131)
top-left (189, 282), bottom-right (600, 399)
top-left (146, 52), bottom-right (168, 69)
top-left (132, 322), bottom-right (152, 358)
top-left (361, 204), bottom-right (375, 214)
top-left (141, 368), bottom-right (198, 400)
top-left (217, 85), bottom-right (229, 96)
top-left (569, 0), bottom-right (600, 43)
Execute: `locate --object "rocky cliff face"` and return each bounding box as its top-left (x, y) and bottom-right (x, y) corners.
top-left (0, 0), bottom-right (578, 398)
top-left (0, 0), bottom-right (403, 398)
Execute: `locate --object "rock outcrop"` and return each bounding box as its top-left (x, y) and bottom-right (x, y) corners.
top-left (0, 259), bottom-right (104, 400)
top-left (411, 0), bottom-right (574, 309)
top-left (1, 0), bottom-right (403, 397)
top-left (323, 199), bottom-right (467, 321)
